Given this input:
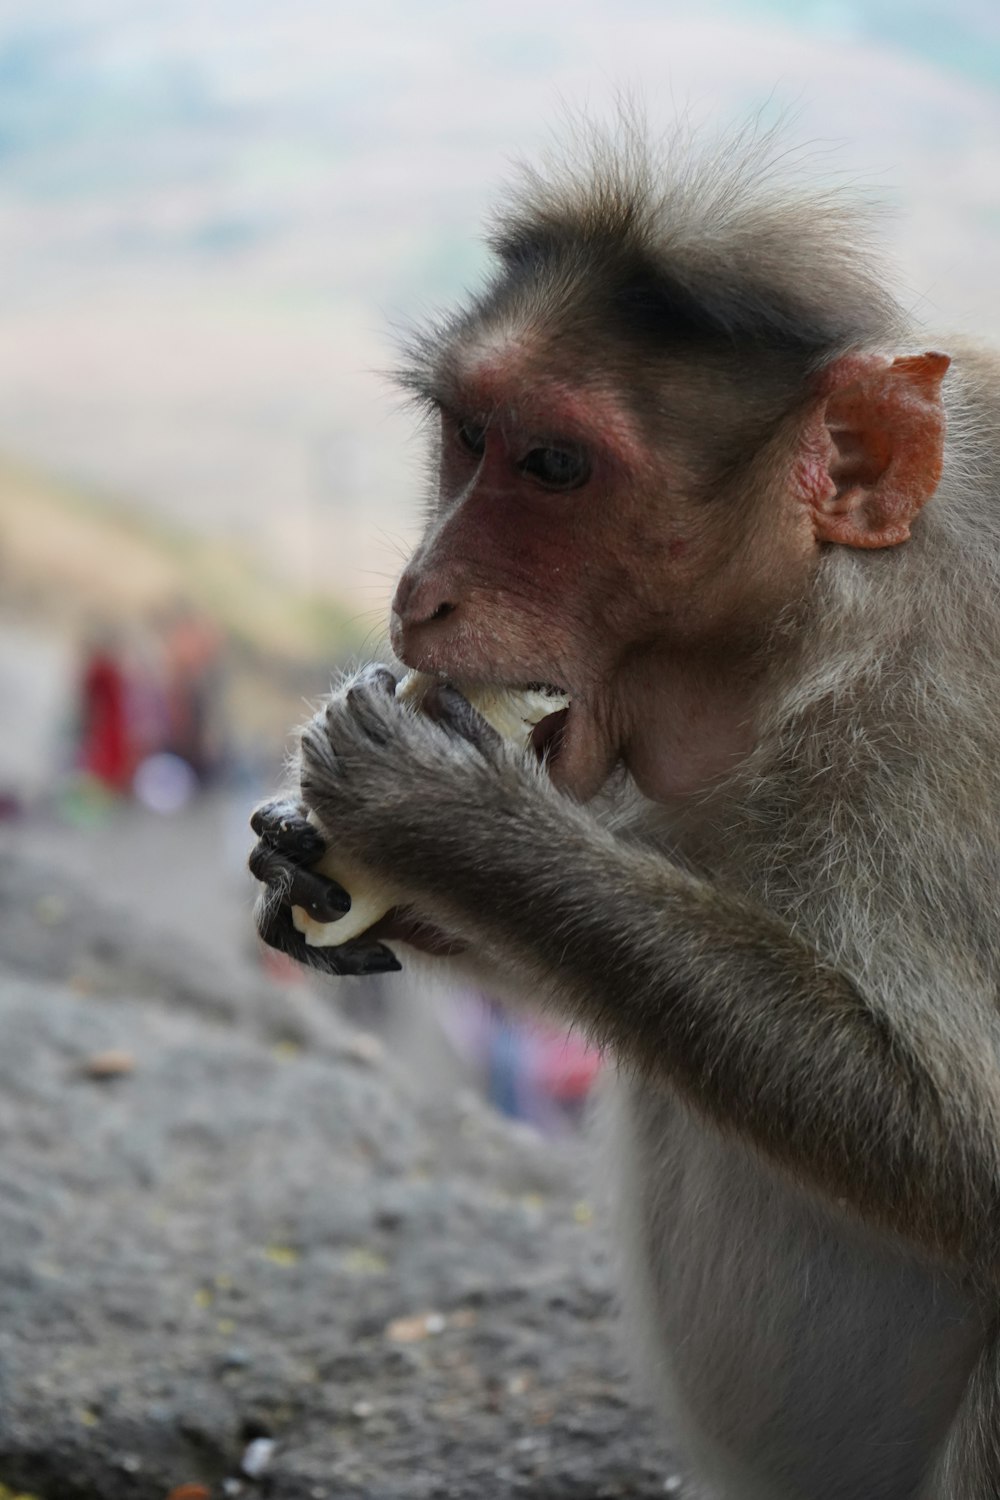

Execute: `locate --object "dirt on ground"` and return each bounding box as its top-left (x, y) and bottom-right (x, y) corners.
top-left (0, 844), bottom-right (680, 1500)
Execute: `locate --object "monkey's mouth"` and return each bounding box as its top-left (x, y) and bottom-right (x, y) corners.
top-left (411, 667), bottom-right (600, 792)
top-left (493, 677), bottom-right (570, 764)
top-left (527, 683), bottom-right (617, 802)
top-left (451, 675), bottom-right (571, 763)
top-left (530, 702), bottom-right (570, 763)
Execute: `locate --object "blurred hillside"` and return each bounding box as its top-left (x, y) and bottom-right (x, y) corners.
top-left (0, 460), bottom-right (366, 758)
top-left (0, 461), bottom-right (357, 663)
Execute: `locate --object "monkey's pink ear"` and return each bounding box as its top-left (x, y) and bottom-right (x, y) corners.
top-left (807, 350), bottom-right (951, 549)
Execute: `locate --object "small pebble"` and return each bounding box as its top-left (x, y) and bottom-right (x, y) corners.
top-left (386, 1314), bottom-right (430, 1343)
top-left (81, 1048), bottom-right (135, 1080)
top-left (385, 1310), bottom-right (447, 1341)
top-left (345, 1032), bottom-right (383, 1065)
top-left (263, 1244), bottom-right (300, 1267)
top-left (240, 1437), bottom-right (276, 1478)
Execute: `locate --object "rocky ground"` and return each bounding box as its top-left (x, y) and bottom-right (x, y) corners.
top-left (0, 846), bottom-right (681, 1499)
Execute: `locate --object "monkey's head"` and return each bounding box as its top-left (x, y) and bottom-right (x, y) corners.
top-left (390, 140), bottom-right (950, 803)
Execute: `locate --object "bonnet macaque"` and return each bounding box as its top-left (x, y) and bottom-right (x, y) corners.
top-left (249, 128), bottom-right (1000, 1499)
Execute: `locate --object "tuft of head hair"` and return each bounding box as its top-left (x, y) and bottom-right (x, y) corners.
top-left (398, 119), bottom-right (907, 405)
top-left (485, 116), bottom-right (907, 364)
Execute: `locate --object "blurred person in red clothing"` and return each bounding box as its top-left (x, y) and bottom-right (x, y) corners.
top-left (77, 631), bottom-right (132, 793)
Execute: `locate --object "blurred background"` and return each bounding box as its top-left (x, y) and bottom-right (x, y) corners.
top-left (3, 0), bottom-right (1000, 1130)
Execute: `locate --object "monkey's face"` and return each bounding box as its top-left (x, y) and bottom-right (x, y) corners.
top-left (389, 345), bottom-right (810, 803)
top-left (384, 152), bottom-right (950, 806)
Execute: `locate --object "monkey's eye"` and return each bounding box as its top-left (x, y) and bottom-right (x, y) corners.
top-left (518, 445), bottom-right (591, 491)
top-left (456, 421), bottom-right (487, 458)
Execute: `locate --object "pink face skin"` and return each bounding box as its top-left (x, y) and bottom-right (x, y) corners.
top-left (391, 346), bottom-right (802, 803)
top-left (390, 344), bottom-right (949, 805)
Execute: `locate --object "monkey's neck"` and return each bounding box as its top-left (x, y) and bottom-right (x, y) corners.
top-left (620, 653), bottom-right (764, 804)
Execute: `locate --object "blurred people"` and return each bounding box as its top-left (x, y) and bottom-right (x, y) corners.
top-left (160, 603), bottom-right (226, 785)
top-left (76, 630), bottom-right (132, 793)
top-left (70, 605), bottom-right (230, 810)
top-left (446, 995), bottom-right (601, 1134)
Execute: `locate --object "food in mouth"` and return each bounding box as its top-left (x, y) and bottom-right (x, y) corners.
top-left (291, 671), bottom-right (570, 947)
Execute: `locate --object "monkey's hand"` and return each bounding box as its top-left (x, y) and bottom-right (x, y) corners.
top-left (296, 663), bottom-right (532, 948)
top-left (248, 797), bottom-right (402, 977)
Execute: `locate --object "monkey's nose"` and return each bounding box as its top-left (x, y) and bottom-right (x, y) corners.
top-left (426, 600), bottom-right (456, 623)
top-left (392, 571), bottom-right (459, 630)
top-left (391, 571), bottom-right (462, 659)
top-left (391, 599), bottom-right (458, 649)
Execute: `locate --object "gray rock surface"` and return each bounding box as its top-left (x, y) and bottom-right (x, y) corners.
top-left (0, 853), bottom-right (676, 1498)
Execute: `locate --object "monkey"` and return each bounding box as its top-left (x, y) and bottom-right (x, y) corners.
top-left (248, 124), bottom-right (1000, 1499)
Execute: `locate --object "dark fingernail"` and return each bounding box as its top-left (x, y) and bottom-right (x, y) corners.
top-left (248, 843), bottom-right (282, 881)
top-left (324, 880), bottom-right (351, 908)
top-left (308, 887), bottom-right (352, 922)
top-left (303, 886), bottom-right (351, 922)
top-left (289, 869), bottom-right (351, 920)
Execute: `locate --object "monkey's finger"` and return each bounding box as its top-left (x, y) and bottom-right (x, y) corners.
top-left (250, 799), bottom-right (326, 862)
top-left (248, 843), bottom-right (350, 924)
top-left (251, 797), bottom-right (302, 838)
top-left (248, 839), bottom-right (287, 884)
top-left (299, 718), bottom-right (340, 796)
top-left (256, 896), bottom-right (401, 976)
top-left (422, 682), bottom-right (503, 759)
top-left (287, 868), bottom-right (352, 923)
top-left (340, 665), bottom-right (400, 745)
top-left (248, 838), bottom-right (304, 886)
top-left (321, 939), bottom-right (403, 977)
top-left (349, 663), bottom-right (399, 698)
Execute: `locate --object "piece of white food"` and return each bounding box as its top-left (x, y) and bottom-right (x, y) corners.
top-left (290, 672), bottom-right (568, 947)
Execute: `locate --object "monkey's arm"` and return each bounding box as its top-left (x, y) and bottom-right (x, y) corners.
top-left (290, 668), bottom-right (1000, 1277)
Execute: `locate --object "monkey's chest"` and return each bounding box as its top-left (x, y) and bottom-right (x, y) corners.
top-left (603, 1079), bottom-right (986, 1500)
